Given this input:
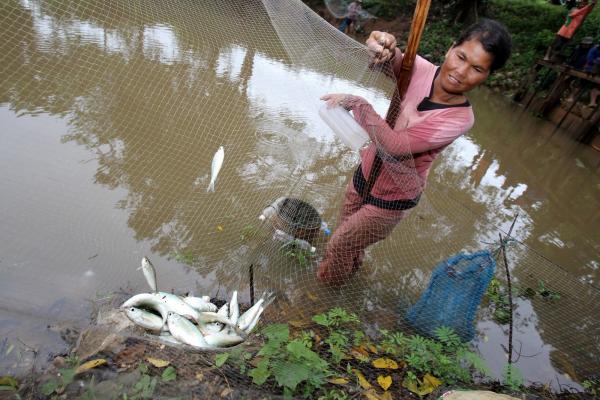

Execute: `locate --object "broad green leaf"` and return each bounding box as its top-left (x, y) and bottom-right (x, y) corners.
top-left (262, 324), bottom-right (289, 343)
top-left (273, 361), bottom-right (311, 391)
top-left (41, 380), bottom-right (59, 396)
top-left (248, 360), bottom-right (270, 386)
top-left (312, 314), bottom-right (329, 326)
top-left (59, 368), bottom-right (76, 385)
top-left (161, 366), bottom-right (177, 382)
top-left (214, 353), bottom-right (229, 367)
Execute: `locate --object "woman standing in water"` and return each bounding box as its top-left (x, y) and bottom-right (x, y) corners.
top-left (317, 19), bottom-right (512, 285)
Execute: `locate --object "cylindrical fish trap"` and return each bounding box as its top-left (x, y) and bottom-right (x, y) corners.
top-left (272, 198), bottom-right (321, 243)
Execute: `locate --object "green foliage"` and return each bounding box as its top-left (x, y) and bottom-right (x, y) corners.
top-left (582, 378), bottom-right (599, 396)
top-left (362, 0), bottom-right (413, 20)
top-left (240, 224), bottom-right (258, 241)
top-left (502, 363), bottom-right (524, 391)
top-left (379, 326), bottom-right (489, 384)
top-left (161, 366), bottom-right (177, 382)
top-left (485, 277), bottom-right (512, 324)
top-left (170, 249), bottom-right (196, 265)
top-left (217, 323), bottom-right (330, 399)
top-left (313, 308), bottom-right (360, 364)
top-left (280, 240), bottom-right (313, 267)
top-left (41, 367), bottom-right (76, 396)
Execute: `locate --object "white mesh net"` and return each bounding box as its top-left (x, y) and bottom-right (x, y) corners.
top-left (0, 0), bottom-right (598, 397)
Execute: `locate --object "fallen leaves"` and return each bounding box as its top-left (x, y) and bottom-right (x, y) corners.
top-left (328, 377), bottom-right (349, 385)
top-left (352, 368), bottom-right (372, 389)
top-left (372, 358), bottom-right (399, 369)
top-left (377, 375), bottom-right (392, 390)
top-left (402, 373), bottom-right (442, 396)
top-left (74, 359), bottom-right (106, 374)
top-left (145, 357), bottom-right (170, 368)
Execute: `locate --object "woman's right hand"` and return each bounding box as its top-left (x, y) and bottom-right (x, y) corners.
top-left (366, 31), bottom-right (397, 64)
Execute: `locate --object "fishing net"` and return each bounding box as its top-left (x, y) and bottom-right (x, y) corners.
top-left (0, 0), bottom-right (599, 397)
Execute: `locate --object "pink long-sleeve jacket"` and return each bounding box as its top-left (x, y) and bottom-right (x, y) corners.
top-left (344, 52), bottom-right (474, 208)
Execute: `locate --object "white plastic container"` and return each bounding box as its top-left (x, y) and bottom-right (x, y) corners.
top-left (272, 229), bottom-right (316, 253)
top-left (318, 104), bottom-right (369, 151)
top-left (258, 196), bottom-right (286, 222)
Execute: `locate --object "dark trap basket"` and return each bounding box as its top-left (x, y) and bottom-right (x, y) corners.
top-left (406, 250), bottom-right (496, 341)
top-left (272, 197), bottom-right (322, 243)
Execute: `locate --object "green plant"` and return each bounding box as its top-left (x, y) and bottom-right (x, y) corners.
top-left (318, 388), bottom-right (350, 400)
top-left (41, 367), bottom-right (76, 397)
top-left (170, 249), bottom-right (196, 265)
top-left (250, 324), bottom-right (331, 398)
top-left (582, 378), bottom-right (599, 396)
top-left (312, 308), bottom-right (360, 364)
top-left (240, 224), bottom-right (258, 241)
top-left (281, 241), bottom-right (313, 267)
top-left (502, 363), bottom-right (524, 391)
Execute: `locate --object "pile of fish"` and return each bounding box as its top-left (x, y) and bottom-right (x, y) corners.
top-left (121, 257), bottom-right (274, 349)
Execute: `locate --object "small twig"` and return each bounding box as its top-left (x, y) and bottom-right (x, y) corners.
top-left (500, 233), bottom-right (514, 378)
top-left (249, 263), bottom-right (255, 305)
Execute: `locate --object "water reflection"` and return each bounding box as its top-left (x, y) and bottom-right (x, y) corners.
top-left (0, 0), bottom-right (598, 387)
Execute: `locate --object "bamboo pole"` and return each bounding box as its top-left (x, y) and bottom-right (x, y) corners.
top-left (361, 0), bottom-right (432, 203)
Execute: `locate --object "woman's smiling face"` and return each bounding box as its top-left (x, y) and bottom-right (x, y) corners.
top-left (438, 38), bottom-right (494, 96)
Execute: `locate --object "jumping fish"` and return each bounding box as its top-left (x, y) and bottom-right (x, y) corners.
top-left (137, 257), bottom-right (158, 292)
top-left (167, 312), bottom-right (207, 348)
top-left (229, 291), bottom-right (239, 325)
top-left (125, 307), bottom-right (164, 331)
top-left (207, 146), bottom-right (224, 192)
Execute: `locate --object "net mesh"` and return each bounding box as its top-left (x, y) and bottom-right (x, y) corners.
top-left (0, 0), bottom-right (599, 396)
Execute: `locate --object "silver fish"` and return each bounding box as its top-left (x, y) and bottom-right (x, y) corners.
top-left (167, 312), bottom-right (207, 348)
top-left (237, 292), bottom-right (274, 332)
top-left (207, 146), bottom-right (224, 192)
top-left (203, 321), bottom-right (225, 334)
top-left (217, 303), bottom-right (229, 319)
top-left (137, 257), bottom-right (158, 292)
top-left (201, 295), bottom-right (211, 302)
top-left (125, 307), bottom-right (164, 331)
top-left (244, 304), bottom-right (265, 334)
top-left (203, 331), bottom-right (245, 348)
top-left (156, 332), bottom-right (182, 345)
top-left (152, 292), bottom-right (199, 321)
top-left (182, 296), bottom-right (218, 312)
top-left (121, 293), bottom-right (170, 324)
top-left (229, 291), bottom-right (239, 325)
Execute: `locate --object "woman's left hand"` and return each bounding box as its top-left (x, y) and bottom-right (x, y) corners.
top-left (320, 93), bottom-right (352, 109)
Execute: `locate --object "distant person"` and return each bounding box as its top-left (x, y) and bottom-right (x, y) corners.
top-left (567, 36), bottom-right (594, 69)
top-left (544, 0), bottom-right (597, 62)
top-left (584, 40), bottom-right (599, 107)
top-left (338, 0), bottom-right (362, 34)
top-left (317, 19), bottom-right (511, 285)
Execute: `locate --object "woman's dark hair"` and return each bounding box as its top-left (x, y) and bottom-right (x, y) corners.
top-left (455, 18), bottom-right (512, 73)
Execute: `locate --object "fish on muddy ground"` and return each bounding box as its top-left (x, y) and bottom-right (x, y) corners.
top-left (167, 312), bottom-right (208, 348)
top-left (137, 257), bottom-right (158, 292)
top-left (207, 146), bottom-right (224, 192)
top-left (203, 330), bottom-right (245, 348)
top-left (125, 306), bottom-right (164, 331)
top-left (121, 292), bottom-right (199, 322)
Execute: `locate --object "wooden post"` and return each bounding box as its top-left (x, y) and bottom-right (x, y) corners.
top-left (361, 0), bottom-right (431, 203)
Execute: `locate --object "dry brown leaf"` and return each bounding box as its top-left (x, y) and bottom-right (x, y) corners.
top-left (115, 344), bottom-right (146, 366)
top-left (422, 373), bottom-right (442, 389)
top-left (367, 344), bottom-right (378, 354)
top-left (328, 377), bottom-right (349, 385)
top-left (350, 348), bottom-right (370, 362)
top-left (377, 375), bottom-right (392, 391)
top-left (75, 359), bottom-right (106, 374)
top-left (381, 391), bottom-right (393, 400)
top-left (306, 291), bottom-right (318, 301)
top-left (352, 368), bottom-right (372, 389)
top-left (145, 357), bottom-right (170, 368)
top-left (195, 372), bottom-right (204, 381)
top-left (372, 358), bottom-right (399, 369)
top-left (220, 387), bottom-right (232, 397)
top-left (289, 320), bottom-right (310, 328)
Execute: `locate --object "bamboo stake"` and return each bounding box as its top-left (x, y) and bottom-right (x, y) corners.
top-left (361, 0), bottom-right (432, 203)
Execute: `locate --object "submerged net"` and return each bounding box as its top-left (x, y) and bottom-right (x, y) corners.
top-left (1, 0), bottom-right (599, 396)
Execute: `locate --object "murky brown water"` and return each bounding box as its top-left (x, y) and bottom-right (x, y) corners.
top-left (1, 0), bottom-right (598, 389)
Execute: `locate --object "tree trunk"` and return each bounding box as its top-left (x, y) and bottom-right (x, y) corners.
top-left (453, 0), bottom-right (481, 26)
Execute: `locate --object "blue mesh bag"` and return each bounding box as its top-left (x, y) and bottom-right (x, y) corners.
top-left (406, 250), bottom-right (496, 341)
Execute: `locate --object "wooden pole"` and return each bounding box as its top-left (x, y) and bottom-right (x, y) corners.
top-left (361, 0), bottom-right (432, 203)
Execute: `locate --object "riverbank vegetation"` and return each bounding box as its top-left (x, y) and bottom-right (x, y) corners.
top-left (310, 0), bottom-right (600, 96)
